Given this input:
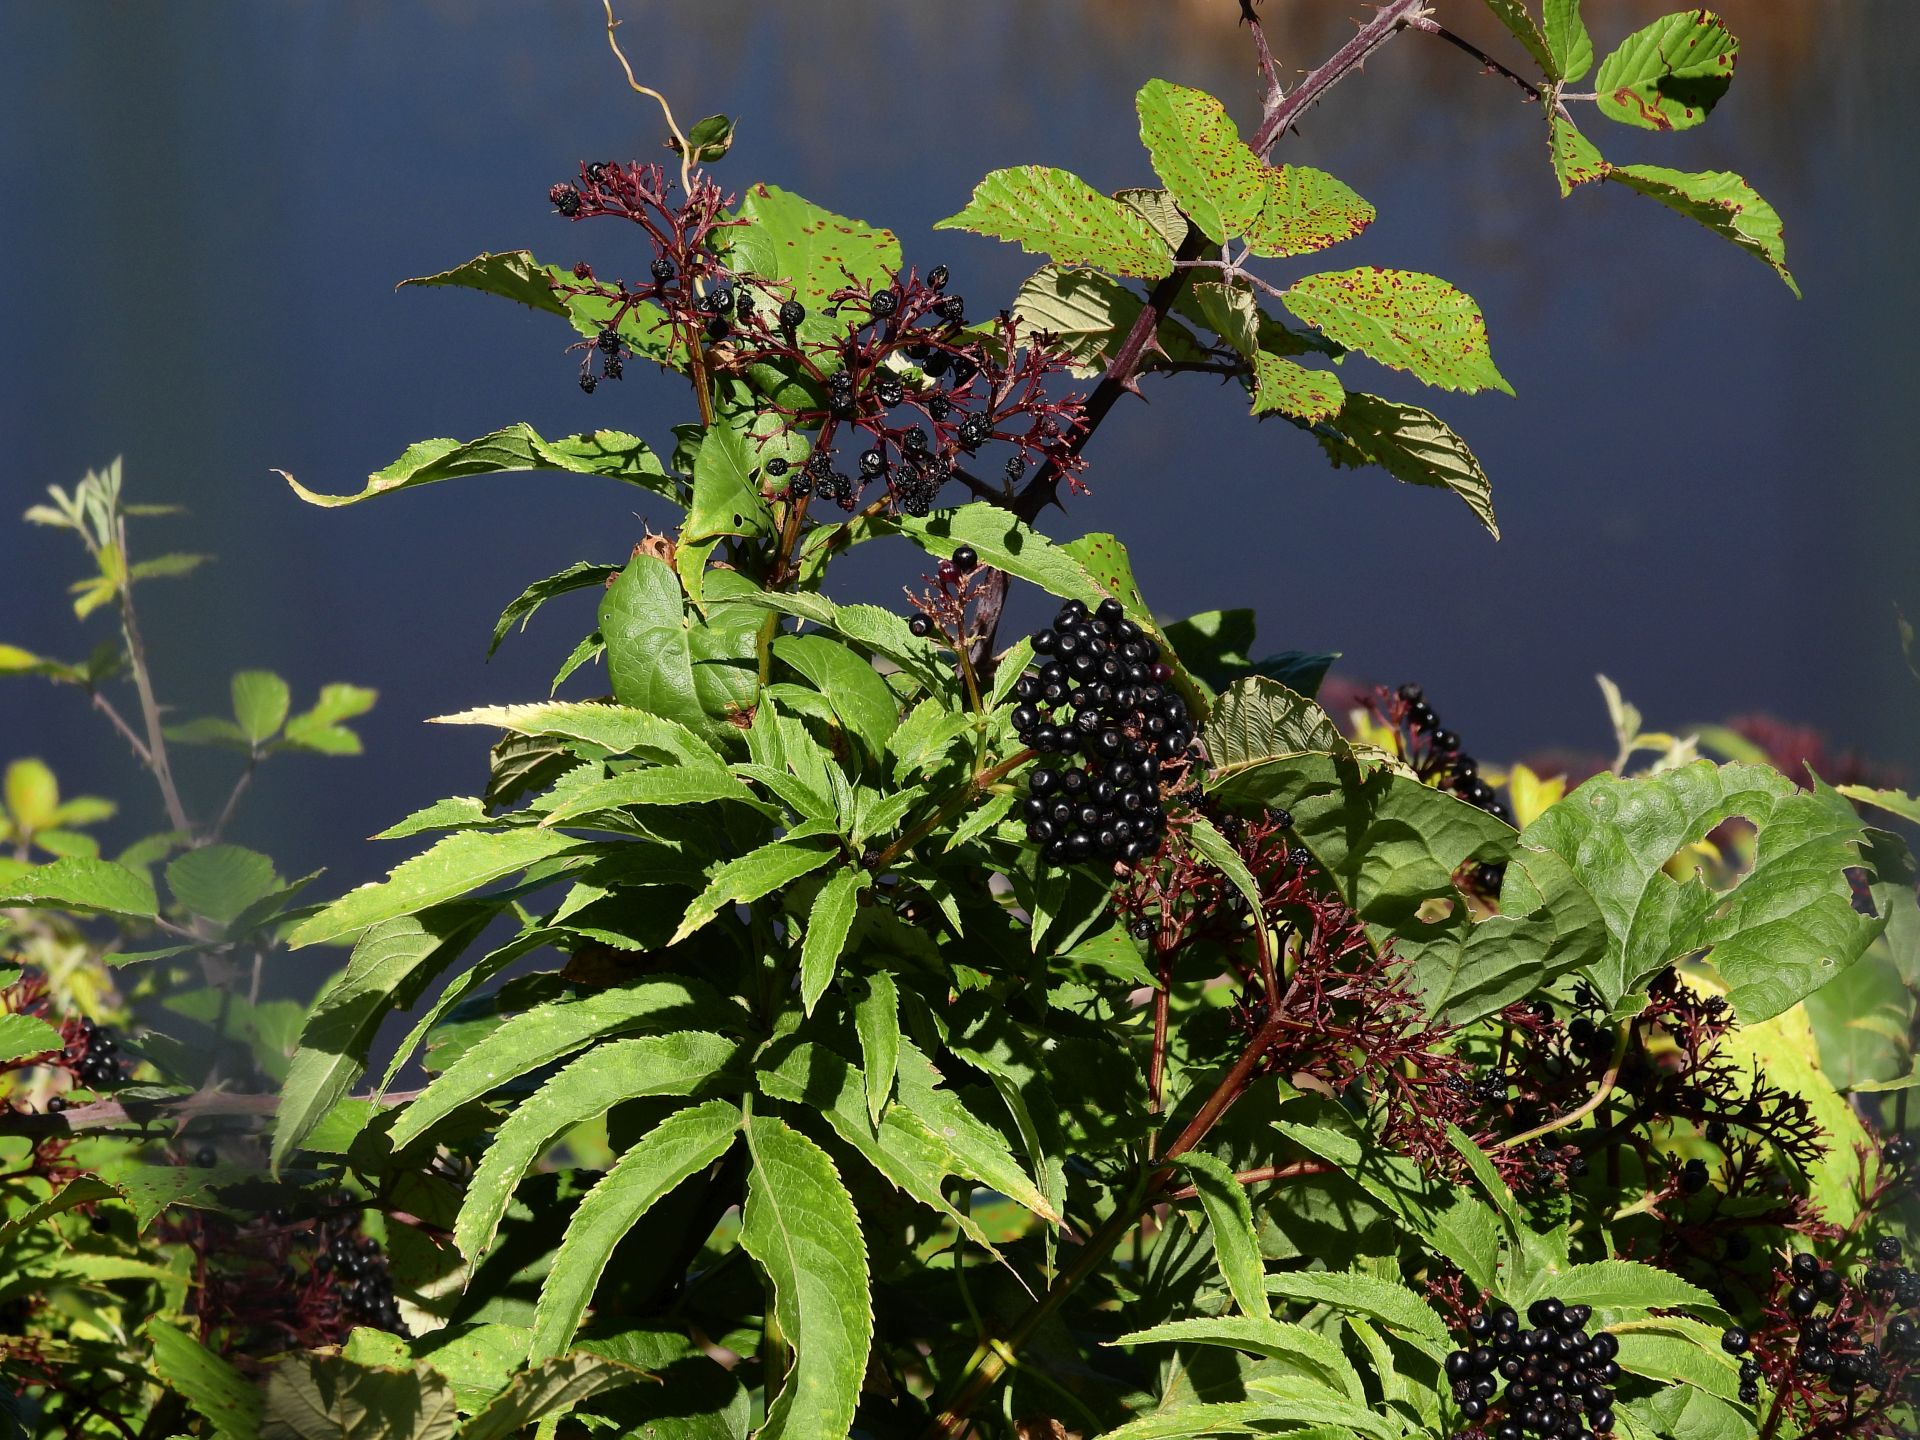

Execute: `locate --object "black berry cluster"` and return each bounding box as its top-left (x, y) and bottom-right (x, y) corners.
top-left (1748, 1245), bottom-right (1920, 1405)
top-left (72, 1017), bottom-right (128, 1091)
top-left (315, 1222), bottom-right (406, 1334)
top-left (1448, 1299), bottom-right (1618, 1438)
top-left (1011, 598), bottom-right (1188, 867)
top-left (1386, 684), bottom-right (1511, 895)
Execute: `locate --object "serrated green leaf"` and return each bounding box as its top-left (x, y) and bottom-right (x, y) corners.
top-left (851, 972), bottom-right (900, 1126)
top-left (531, 1098), bottom-right (744, 1365)
top-left (399, 249), bottom-right (571, 315)
top-left (231, 670), bottom-right (290, 744)
top-left (1250, 351), bottom-right (1345, 422)
top-left (739, 1114), bottom-right (872, 1440)
top-left (431, 699), bottom-right (721, 769)
top-left (281, 424), bottom-right (672, 508)
top-left (1549, 110), bottom-right (1610, 196)
top-left (1135, 79), bottom-right (1267, 244)
top-left (1544, 0), bottom-right (1593, 83)
top-left (1114, 1317), bottom-right (1362, 1402)
top-left (1593, 10), bottom-right (1737, 132)
top-left (390, 979), bottom-right (733, 1149)
top-left (936, 166), bottom-right (1173, 278)
top-left (1482, 0), bottom-right (1559, 78)
top-left (455, 1031), bottom-right (740, 1264)
top-left (720, 183), bottom-right (900, 357)
top-left (1315, 391), bottom-right (1501, 537)
top-left (684, 418), bottom-right (775, 553)
top-left (1284, 269), bottom-right (1511, 396)
top-left (274, 907), bottom-right (492, 1170)
top-left (539, 765), bottom-right (772, 828)
top-left (799, 867), bottom-right (863, 1015)
top-left (1180, 1152), bottom-right (1268, 1320)
top-left (1263, 1269), bottom-right (1449, 1340)
top-left (259, 1345), bottom-right (459, 1440)
top-left (288, 829), bottom-right (589, 949)
top-left (707, 589), bottom-right (952, 697)
top-left (166, 844), bottom-right (277, 925)
top-left (1011, 264), bottom-right (1207, 378)
top-left (1524, 761), bottom-right (1881, 1018)
top-left (672, 841), bottom-right (836, 946)
top-left (1612, 1322), bottom-right (1744, 1402)
top-left (1513, 1258), bottom-right (1718, 1316)
top-left (0, 856), bottom-right (157, 917)
top-left (459, 1353), bottom-right (650, 1440)
top-left (149, 1318), bottom-right (264, 1440)
top-left (1607, 164), bottom-right (1799, 296)
top-left (0, 1012), bottom-right (63, 1065)
top-left (675, 113), bottom-right (735, 163)
top-left (1241, 165), bottom-right (1375, 259)
top-left (773, 633), bottom-right (899, 761)
top-left (1203, 678), bottom-right (1345, 773)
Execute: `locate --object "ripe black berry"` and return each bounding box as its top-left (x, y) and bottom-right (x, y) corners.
top-left (1876, 1236), bottom-right (1902, 1262)
top-left (597, 328), bottom-right (621, 353)
top-left (937, 294), bottom-right (965, 325)
top-left (870, 289), bottom-right (898, 319)
top-left (927, 264), bottom-right (950, 291)
top-left (1886, 1135), bottom-right (1916, 1165)
top-left (578, 374), bottom-right (598, 394)
top-left (549, 182), bottom-right (582, 216)
top-left (193, 1147), bottom-right (217, 1169)
top-left (908, 615), bottom-right (932, 638)
top-left (952, 545), bottom-right (978, 574)
top-left (1787, 1285), bottom-right (1817, 1316)
top-left (778, 298), bottom-right (805, 330)
top-left (860, 449), bottom-right (886, 478)
top-left (766, 457), bottom-right (789, 477)
top-left (1720, 1327), bottom-right (1748, 1355)
top-left (651, 256), bottom-right (675, 282)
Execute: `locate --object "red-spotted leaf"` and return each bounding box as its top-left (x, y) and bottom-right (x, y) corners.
top-left (937, 167), bottom-right (1174, 278)
top-left (1594, 10), bottom-right (1738, 132)
top-left (1283, 269), bottom-right (1511, 396)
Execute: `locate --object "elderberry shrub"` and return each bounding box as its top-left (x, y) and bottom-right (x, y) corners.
top-left (1735, 1241), bottom-right (1920, 1421)
top-left (1368, 683), bottom-right (1512, 897)
top-left (1448, 1299), bottom-right (1618, 1437)
top-left (1012, 598), bottom-right (1187, 867)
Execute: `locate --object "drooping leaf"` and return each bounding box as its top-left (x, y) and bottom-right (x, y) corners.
top-left (1313, 392), bottom-right (1500, 538)
top-left (1203, 677), bottom-right (1345, 775)
top-left (273, 906), bottom-right (492, 1170)
top-left (1481, 0), bottom-right (1558, 79)
top-left (389, 979), bottom-right (734, 1149)
top-left (526, 1099), bottom-right (743, 1363)
top-left (1523, 761), bottom-right (1881, 1019)
top-left (936, 166), bottom-right (1174, 278)
top-left (287, 829), bottom-right (590, 949)
top-left (488, 562), bottom-right (621, 659)
top-left (279, 424), bottom-right (674, 508)
top-left (1606, 165), bottom-right (1799, 296)
top-left (1549, 111), bottom-right (1610, 196)
top-left (1593, 10), bottom-right (1738, 132)
top-left (400, 250), bottom-right (681, 367)
top-left (1180, 1152), bottom-right (1269, 1320)
top-left (738, 1114), bottom-right (873, 1440)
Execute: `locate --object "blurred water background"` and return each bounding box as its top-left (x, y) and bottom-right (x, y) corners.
top-left (2, 1), bottom-right (1915, 918)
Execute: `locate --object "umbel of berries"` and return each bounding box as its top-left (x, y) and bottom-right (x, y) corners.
top-left (1448, 1297), bottom-right (1618, 1438)
top-left (1012, 597), bottom-right (1188, 867)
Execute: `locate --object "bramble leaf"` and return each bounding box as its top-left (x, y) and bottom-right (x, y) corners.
top-left (1607, 165), bottom-right (1799, 296)
top-left (1544, 0), bottom-right (1594, 84)
top-left (937, 166), bottom-right (1174, 278)
top-left (1284, 270), bottom-right (1512, 396)
top-left (1314, 392), bottom-right (1500, 537)
top-left (1593, 10), bottom-right (1738, 132)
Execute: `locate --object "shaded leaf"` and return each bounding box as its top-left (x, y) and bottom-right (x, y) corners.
top-left (1314, 392), bottom-right (1500, 538)
top-left (1593, 10), bottom-right (1738, 132)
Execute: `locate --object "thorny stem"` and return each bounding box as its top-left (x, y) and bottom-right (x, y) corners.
top-left (87, 690), bottom-right (152, 768)
top-left (1404, 14), bottom-right (1544, 102)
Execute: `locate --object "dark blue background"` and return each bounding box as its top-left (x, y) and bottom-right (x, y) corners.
top-left (2, 1), bottom-right (1914, 907)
